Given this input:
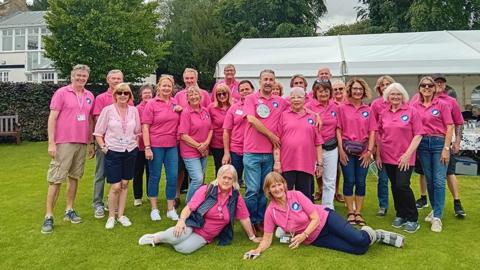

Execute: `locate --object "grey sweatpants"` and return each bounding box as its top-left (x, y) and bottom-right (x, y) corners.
top-left (92, 145), bottom-right (106, 208)
top-left (155, 227), bottom-right (207, 254)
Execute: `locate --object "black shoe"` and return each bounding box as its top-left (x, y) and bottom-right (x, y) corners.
top-left (174, 198), bottom-right (181, 209)
top-left (415, 196), bottom-right (428, 209)
top-left (454, 200), bottom-right (466, 218)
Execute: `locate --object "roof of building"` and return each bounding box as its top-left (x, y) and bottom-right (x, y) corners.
top-left (0, 11), bottom-right (46, 28)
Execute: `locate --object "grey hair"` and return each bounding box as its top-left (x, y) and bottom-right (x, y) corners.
top-left (290, 87), bottom-right (306, 97)
top-left (107, 69), bottom-right (123, 78)
top-left (70, 64), bottom-right (90, 77)
top-left (210, 164), bottom-right (239, 190)
top-left (383, 82), bottom-right (409, 103)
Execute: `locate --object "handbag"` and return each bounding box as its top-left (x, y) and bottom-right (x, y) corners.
top-left (343, 140), bottom-right (367, 156)
top-left (323, 137), bottom-right (338, 151)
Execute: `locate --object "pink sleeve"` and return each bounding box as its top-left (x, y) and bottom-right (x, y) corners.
top-left (263, 207), bottom-right (276, 233)
top-left (222, 108), bottom-right (234, 130)
top-left (178, 110), bottom-right (191, 135)
top-left (294, 191), bottom-right (317, 215)
top-left (93, 106), bottom-right (109, 137)
top-left (235, 195), bottom-right (250, 219)
top-left (49, 90), bottom-right (63, 111)
top-left (142, 102), bottom-right (154, 125)
top-left (411, 109), bottom-right (425, 136)
top-left (314, 122), bottom-right (323, 145)
top-left (92, 94), bottom-right (104, 116)
top-left (450, 101), bottom-right (464, 125)
top-left (187, 185), bottom-right (208, 211)
top-left (244, 95), bottom-right (255, 117)
top-left (277, 113), bottom-right (284, 138)
top-left (368, 108), bottom-right (378, 132)
top-left (280, 98), bottom-right (289, 112)
top-left (133, 107), bottom-right (141, 136)
top-left (441, 103), bottom-right (454, 126)
top-left (201, 91), bottom-right (211, 108)
top-left (336, 105), bottom-right (344, 130)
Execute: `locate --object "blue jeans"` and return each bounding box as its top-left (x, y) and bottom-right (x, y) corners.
top-left (341, 154), bottom-right (368, 196)
top-left (184, 157), bottom-right (208, 202)
top-left (147, 147), bottom-right (178, 200)
top-left (417, 136), bottom-right (447, 219)
top-left (312, 208), bottom-right (370, 255)
top-left (377, 166), bottom-right (389, 209)
top-left (231, 152), bottom-right (244, 185)
top-left (243, 153), bottom-right (273, 225)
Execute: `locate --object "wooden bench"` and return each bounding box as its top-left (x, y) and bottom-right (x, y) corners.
top-left (0, 115), bottom-right (21, 144)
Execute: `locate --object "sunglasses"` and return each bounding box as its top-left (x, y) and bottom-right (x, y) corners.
top-left (116, 91), bottom-right (131, 96)
top-left (216, 92), bottom-right (228, 97)
top-left (420, 83), bottom-right (435, 88)
top-left (333, 87), bottom-right (344, 91)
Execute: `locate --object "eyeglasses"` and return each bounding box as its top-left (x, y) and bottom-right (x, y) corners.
top-left (420, 83), bottom-right (435, 88)
top-left (216, 92), bottom-right (228, 97)
top-left (333, 87), bottom-right (344, 91)
top-left (116, 91), bottom-right (131, 96)
top-left (351, 87), bottom-right (364, 91)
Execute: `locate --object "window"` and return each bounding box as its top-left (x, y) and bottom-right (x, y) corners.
top-left (14, 28), bottom-right (25, 50)
top-left (40, 27), bottom-right (50, 49)
top-left (26, 74), bottom-right (33, 82)
top-left (41, 72), bottom-right (55, 82)
top-left (2, 29), bottom-right (13, 51)
top-left (27, 28), bottom-right (39, 50)
top-left (472, 87), bottom-right (480, 105)
top-left (26, 52), bottom-right (39, 71)
top-left (0, 71), bottom-right (9, 82)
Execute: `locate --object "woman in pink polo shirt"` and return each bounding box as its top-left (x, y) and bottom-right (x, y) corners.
top-left (208, 84), bottom-right (233, 176)
top-left (93, 83), bottom-right (141, 229)
top-left (138, 165), bottom-right (260, 254)
top-left (332, 80), bottom-right (346, 105)
top-left (272, 81), bottom-right (284, 97)
top-left (306, 80), bottom-right (339, 209)
top-left (133, 84), bottom-right (153, 207)
top-left (178, 86), bottom-right (213, 202)
top-left (243, 172), bottom-right (404, 258)
top-left (411, 76), bottom-right (453, 233)
top-left (337, 78), bottom-right (376, 226)
top-left (276, 87), bottom-right (323, 201)
top-left (143, 76), bottom-right (181, 221)
top-left (222, 80), bottom-right (255, 187)
top-left (376, 83), bottom-right (424, 233)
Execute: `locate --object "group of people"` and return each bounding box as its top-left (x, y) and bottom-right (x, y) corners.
top-left (40, 63), bottom-right (467, 258)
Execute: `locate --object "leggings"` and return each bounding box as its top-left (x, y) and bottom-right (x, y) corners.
top-left (154, 227), bottom-right (207, 254)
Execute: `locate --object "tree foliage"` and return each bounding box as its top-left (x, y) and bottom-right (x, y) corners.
top-left (44, 0), bottom-right (170, 83)
top-left (27, 0), bottom-right (49, 11)
top-left (324, 19), bottom-right (384, 36)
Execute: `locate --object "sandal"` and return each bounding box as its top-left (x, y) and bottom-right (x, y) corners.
top-left (347, 212), bottom-right (356, 225)
top-left (335, 193), bottom-right (345, 203)
top-left (355, 213), bottom-right (366, 226)
top-left (314, 192), bottom-right (322, 201)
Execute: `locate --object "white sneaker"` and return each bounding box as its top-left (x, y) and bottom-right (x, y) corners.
top-left (138, 234), bottom-right (156, 247)
top-left (118, 215), bottom-right (132, 227)
top-left (431, 218), bottom-right (442, 233)
top-left (166, 209), bottom-right (179, 221)
top-left (105, 217), bottom-right (115, 229)
top-left (134, 199), bottom-right (142, 207)
top-left (424, 211), bottom-right (433, 223)
top-left (150, 209), bottom-right (161, 221)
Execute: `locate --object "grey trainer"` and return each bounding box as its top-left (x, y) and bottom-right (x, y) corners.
top-left (404, 221), bottom-right (420, 233)
top-left (94, 206), bottom-right (105, 219)
top-left (64, 210), bottom-right (83, 224)
top-left (376, 229), bottom-right (405, 248)
top-left (391, 217), bottom-right (407, 228)
top-left (41, 217), bottom-right (54, 234)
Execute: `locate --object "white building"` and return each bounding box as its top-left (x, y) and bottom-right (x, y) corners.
top-left (0, 11), bottom-right (61, 83)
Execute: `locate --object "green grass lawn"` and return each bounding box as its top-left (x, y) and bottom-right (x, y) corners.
top-left (0, 142), bottom-right (479, 270)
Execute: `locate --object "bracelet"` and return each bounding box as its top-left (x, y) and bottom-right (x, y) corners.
top-left (145, 146), bottom-right (151, 150)
top-left (248, 235), bottom-right (256, 241)
top-left (303, 231), bottom-right (309, 238)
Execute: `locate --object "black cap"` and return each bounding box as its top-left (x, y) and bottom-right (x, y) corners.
top-left (432, 73), bottom-right (446, 82)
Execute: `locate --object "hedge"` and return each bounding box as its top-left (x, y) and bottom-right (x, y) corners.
top-left (0, 82), bottom-right (141, 142)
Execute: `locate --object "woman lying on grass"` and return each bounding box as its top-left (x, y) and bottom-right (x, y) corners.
top-left (139, 165), bottom-right (261, 254)
top-left (244, 172), bottom-right (405, 259)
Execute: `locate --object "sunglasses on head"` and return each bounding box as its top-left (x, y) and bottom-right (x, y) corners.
top-left (420, 83), bottom-right (435, 88)
top-left (116, 91), bottom-right (131, 96)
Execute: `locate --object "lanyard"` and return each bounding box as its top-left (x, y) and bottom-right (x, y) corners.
top-left (272, 200), bottom-right (295, 237)
top-left (114, 104), bottom-right (129, 134)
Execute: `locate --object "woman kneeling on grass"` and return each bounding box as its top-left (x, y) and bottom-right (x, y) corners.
top-left (139, 165), bottom-right (261, 254)
top-left (244, 172), bottom-right (405, 259)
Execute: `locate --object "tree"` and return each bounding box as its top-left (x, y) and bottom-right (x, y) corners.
top-left (44, 0), bottom-right (170, 83)
top-left (323, 19), bottom-right (384, 36)
top-left (356, 0), bottom-right (414, 32)
top-left (27, 0), bottom-right (49, 11)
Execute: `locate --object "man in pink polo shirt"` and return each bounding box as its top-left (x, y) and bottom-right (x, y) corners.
top-left (212, 64), bottom-right (240, 102)
top-left (41, 64), bottom-right (95, 234)
top-left (91, 69), bottom-right (125, 219)
top-left (243, 69), bottom-right (288, 232)
top-left (174, 68), bottom-right (211, 109)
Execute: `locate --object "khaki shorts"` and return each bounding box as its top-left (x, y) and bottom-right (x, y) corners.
top-left (47, 143), bottom-right (87, 184)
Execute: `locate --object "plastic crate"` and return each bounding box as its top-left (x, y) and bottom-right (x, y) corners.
top-left (454, 156), bottom-right (478, 176)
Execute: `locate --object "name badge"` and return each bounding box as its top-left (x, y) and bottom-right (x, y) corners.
top-left (76, 114), bottom-right (86, 121)
top-left (235, 109), bottom-right (244, 116)
top-left (118, 137), bottom-right (130, 145)
top-left (256, 104), bottom-right (270, 118)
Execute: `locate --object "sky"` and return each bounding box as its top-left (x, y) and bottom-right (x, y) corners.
top-left (318, 0), bottom-right (363, 32)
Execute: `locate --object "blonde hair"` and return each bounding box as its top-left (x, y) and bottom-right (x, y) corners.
top-left (272, 81), bottom-right (284, 96)
top-left (263, 172), bottom-right (287, 201)
top-left (375, 75), bottom-right (395, 95)
top-left (417, 76), bottom-right (435, 102)
top-left (156, 75), bottom-right (174, 96)
top-left (210, 164), bottom-right (240, 190)
top-left (113, 83), bottom-right (133, 103)
top-left (186, 85), bottom-right (202, 104)
top-left (346, 77), bottom-right (372, 100)
top-left (213, 84), bottom-right (232, 108)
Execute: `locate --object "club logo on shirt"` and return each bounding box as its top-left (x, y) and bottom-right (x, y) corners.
top-left (86, 97), bottom-right (92, 104)
top-left (291, 202), bottom-right (301, 212)
top-left (431, 109), bottom-right (440, 117)
top-left (362, 111), bottom-right (369, 118)
top-left (272, 101), bottom-right (279, 108)
top-left (401, 115), bottom-right (409, 122)
top-left (307, 118), bottom-right (315, 125)
top-left (204, 112), bottom-right (210, 119)
top-left (331, 111), bottom-right (336, 117)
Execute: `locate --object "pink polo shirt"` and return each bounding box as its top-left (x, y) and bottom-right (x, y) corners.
top-left (436, 92), bottom-right (464, 126)
top-left (305, 99), bottom-right (338, 141)
top-left (378, 104), bottom-right (425, 166)
top-left (93, 104), bottom-right (141, 152)
top-left (92, 88), bottom-right (133, 117)
top-left (142, 97), bottom-right (180, 148)
top-left (337, 100), bottom-right (377, 141)
top-left (264, 190), bottom-right (329, 245)
top-left (222, 101), bottom-right (248, 154)
top-left (212, 79), bottom-right (241, 101)
top-left (278, 109), bottom-right (323, 175)
top-left (243, 91), bottom-right (287, 153)
top-left (370, 96), bottom-right (388, 122)
top-left (136, 101), bottom-right (148, 151)
top-left (178, 106), bottom-right (212, 158)
top-left (174, 88), bottom-right (211, 109)
top-left (208, 104), bottom-right (229, 149)
top-left (49, 85), bottom-right (94, 144)
top-left (188, 185), bottom-right (249, 243)
top-left (411, 98), bottom-right (453, 135)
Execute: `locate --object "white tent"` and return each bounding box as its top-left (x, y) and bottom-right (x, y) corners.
top-left (215, 30), bottom-right (480, 107)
